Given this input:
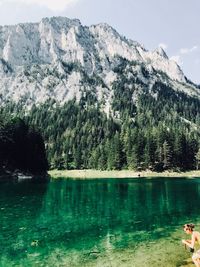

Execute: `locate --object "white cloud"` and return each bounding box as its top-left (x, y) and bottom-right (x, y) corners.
top-left (180, 45), bottom-right (198, 54)
top-left (180, 48), bottom-right (189, 54)
top-left (170, 45), bottom-right (199, 66)
top-left (0, 0), bottom-right (78, 11)
top-left (158, 43), bottom-right (168, 50)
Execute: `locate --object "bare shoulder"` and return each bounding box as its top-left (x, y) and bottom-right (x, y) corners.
top-left (193, 231), bottom-right (200, 238)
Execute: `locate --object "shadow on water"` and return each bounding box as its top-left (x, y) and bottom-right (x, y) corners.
top-left (1, 177), bottom-right (200, 266)
top-left (0, 178), bottom-right (48, 264)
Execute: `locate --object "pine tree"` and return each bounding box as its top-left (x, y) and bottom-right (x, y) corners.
top-left (162, 140), bottom-right (172, 170)
top-left (195, 148), bottom-right (200, 170)
top-left (98, 145), bottom-right (107, 170)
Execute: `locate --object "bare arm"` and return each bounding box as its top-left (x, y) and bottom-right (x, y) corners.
top-left (182, 233), bottom-right (195, 249)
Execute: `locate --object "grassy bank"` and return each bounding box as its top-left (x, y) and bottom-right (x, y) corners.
top-left (49, 169), bottom-right (200, 179)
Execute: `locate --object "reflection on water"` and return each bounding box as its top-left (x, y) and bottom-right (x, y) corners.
top-left (1, 178), bottom-right (200, 266)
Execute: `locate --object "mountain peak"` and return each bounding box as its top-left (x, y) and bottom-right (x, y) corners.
top-left (0, 16), bottom-right (198, 107)
top-left (40, 16), bottom-right (81, 28)
top-left (154, 47), bottom-right (168, 59)
top-left (90, 22), bottom-right (120, 38)
top-left (92, 22), bottom-right (114, 30)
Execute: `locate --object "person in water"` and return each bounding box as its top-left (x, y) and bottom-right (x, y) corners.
top-left (182, 223), bottom-right (200, 267)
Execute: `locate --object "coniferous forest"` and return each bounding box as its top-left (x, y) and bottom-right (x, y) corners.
top-left (1, 80), bottom-right (200, 172)
top-left (0, 116), bottom-right (48, 175)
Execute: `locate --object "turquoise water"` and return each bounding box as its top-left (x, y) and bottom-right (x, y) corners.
top-left (1, 177), bottom-right (200, 266)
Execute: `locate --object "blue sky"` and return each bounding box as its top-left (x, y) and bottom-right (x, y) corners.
top-left (0, 0), bottom-right (199, 84)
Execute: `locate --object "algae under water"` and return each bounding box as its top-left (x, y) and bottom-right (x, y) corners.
top-left (0, 177), bottom-right (200, 266)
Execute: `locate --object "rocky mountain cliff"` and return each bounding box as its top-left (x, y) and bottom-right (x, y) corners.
top-left (1, 17), bottom-right (200, 171)
top-left (0, 16), bottom-right (199, 113)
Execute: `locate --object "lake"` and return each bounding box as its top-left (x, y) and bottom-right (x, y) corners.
top-left (1, 177), bottom-right (200, 267)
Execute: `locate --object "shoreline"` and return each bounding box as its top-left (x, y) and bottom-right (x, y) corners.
top-left (48, 169), bottom-right (200, 179)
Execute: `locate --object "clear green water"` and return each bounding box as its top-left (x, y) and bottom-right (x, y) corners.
top-left (1, 177), bottom-right (200, 267)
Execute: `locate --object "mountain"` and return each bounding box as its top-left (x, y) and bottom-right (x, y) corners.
top-left (0, 16), bottom-right (199, 112)
top-left (0, 17), bottom-right (200, 172)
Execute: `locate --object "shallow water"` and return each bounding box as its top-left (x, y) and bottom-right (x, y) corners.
top-left (1, 177), bottom-right (200, 266)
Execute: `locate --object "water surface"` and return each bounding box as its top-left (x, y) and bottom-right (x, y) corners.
top-left (1, 177), bottom-right (200, 266)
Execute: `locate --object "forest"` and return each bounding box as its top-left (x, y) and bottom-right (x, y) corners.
top-left (1, 80), bottom-right (200, 172)
top-left (0, 116), bottom-right (48, 175)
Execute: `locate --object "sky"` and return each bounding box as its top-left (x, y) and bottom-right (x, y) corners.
top-left (0, 0), bottom-right (199, 84)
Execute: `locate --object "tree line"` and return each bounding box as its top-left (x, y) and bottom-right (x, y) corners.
top-left (1, 78), bottom-right (200, 172)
